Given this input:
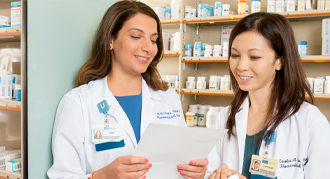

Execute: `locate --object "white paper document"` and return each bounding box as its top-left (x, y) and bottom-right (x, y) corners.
top-left (133, 123), bottom-right (227, 179)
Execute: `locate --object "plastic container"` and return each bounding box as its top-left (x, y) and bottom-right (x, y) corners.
top-left (209, 76), bottom-right (220, 90)
top-left (287, 0), bottom-right (296, 11)
top-left (204, 45), bottom-right (213, 57)
top-left (325, 76), bottom-right (330, 94)
top-left (214, 2), bottom-right (223, 16)
top-left (171, 0), bottom-right (181, 19)
top-left (191, 7), bottom-right (197, 17)
top-left (186, 111), bottom-right (195, 127)
top-left (276, 0), bottom-right (285, 12)
top-left (267, 0), bottom-right (276, 12)
top-left (194, 42), bottom-right (202, 57)
top-left (223, 42), bottom-right (229, 57)
top-left (213, 45), bottom-right (222, 57)
top-left (318, 0), bottom-right (325, 9)
top-left (298, 41), bottom-right (307, 56)
top-left (206, 107), bottom-right (218, 128)
top-left (185, 6), bottom-right (191, 18)
top-left (11, 1), bottom-right (21, 27)
top-left (314, 78), bottom-right (325, 93)
top-left (237, 0), bottom-right (247, 15)
top-left (188, 105), bottom-right (199, 126)
top-left (326, 0), bottom-right (330, 9)
top-left (252, 0), bottom-right (261, 13)
top-left (307, 77), bottom-right (314, 91)
top-left (198, 106), bottom-right (208, 126)
top-left (185, 44), bottom-right (193, 57)
top-left (186, 76), bottom-right (196, 89)
top-left (297, 0), bottom-right (306, 11)
top-left (221, 75), bottom-right (231, 90)
top-left (197, 76), bottom-right (206, 89)
top-left (165, 7), bottom-right (171, 20)
top-left (222, 4), bottom-right (230, 16)
top-left (175, 76), bottom-right (180, 89)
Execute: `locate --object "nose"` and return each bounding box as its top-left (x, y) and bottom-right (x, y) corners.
top-left (237, 55), bottom-right (249, 71)
top-left (141, 38), bottom-right (153, 54)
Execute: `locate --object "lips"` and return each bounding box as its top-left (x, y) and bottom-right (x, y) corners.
top-left (135, 55), bottom-right (149, 61)
top-left (238, 75), bottom-right (252, 80)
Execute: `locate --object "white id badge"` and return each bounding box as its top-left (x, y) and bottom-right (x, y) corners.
top-left (92, 123), bottom-right (123, 144)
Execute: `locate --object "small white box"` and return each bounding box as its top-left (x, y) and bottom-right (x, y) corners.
top-left (322, 18), bottom-right (330, 37)
top-left (0, 16), bottom-right (10, 28)
top-left (0, 150), bottom-right (21, 168)
top-left (221, 26), bottom-right (235, 46)
top-left (6, 158), bottom-right (21, 172)
top-left (162, 32), bottom-right (172, 51)
top-left (322, 37), bottom-right (330, 55)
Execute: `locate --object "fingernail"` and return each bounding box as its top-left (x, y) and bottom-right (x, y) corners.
top-left (147, 168), bottom-right (149, 171)
top-left (190, 160), bottom-right (196, 165)
top-left (145, 159), bottom-right (149, 162)
top-left (178, 169), bottom-right (182, 173)
top-left (180, 173), bottom-right (184, 176)
top-left (143, 176), bottom-right (146, 179)
top-left (149, 163), bottom-right (152, 168)
top-left (177, 164), bottom-right (182, 168)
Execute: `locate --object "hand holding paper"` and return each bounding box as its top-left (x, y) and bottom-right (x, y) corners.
top-left (133, 123), bottom-right (227, 179)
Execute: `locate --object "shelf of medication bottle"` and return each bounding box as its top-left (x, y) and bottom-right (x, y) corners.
top-left (161, 19), bottom-right (181, 25)
top-left (308, 93), bottom-right (330, 100)
top-left (0, 27), bottom-right (21, 41)
top-left (188, 126), bottom-right (206, 128)
top-left (164, 51), bottom-right (180, 57)
top-left (0, 167), bottom-right (21, 179)
top-left (182, 56), bottom-right (227, 63)
top-left (183, 9), bottom-right (330, 25)
top-left (0, 99), bottom-right (21, 112)
top-left (181, 89), bottom-right (234, 97)
top-left (300, 55), bottom-right (330, 62)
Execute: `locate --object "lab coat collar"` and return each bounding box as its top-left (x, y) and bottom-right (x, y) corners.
top-left (93, 76), bottom-right (161, 148)
top-left (235, 96), bottom-right (249, 173)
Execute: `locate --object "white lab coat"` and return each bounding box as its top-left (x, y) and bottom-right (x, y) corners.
top-left (205, 97), bottom-right (330, 179)
top-left (47, 76), bottom-right (186, 179)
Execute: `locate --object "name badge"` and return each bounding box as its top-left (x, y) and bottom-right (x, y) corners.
top-left (249, 154), bottom-right (278, 179)
top-left (92, 123), bottom-right (123, 144)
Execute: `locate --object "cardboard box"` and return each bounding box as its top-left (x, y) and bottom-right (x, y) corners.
top-left (0, 16), bottom-right (10, 28)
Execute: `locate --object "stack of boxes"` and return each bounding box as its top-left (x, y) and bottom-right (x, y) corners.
top-left (0, 1), bottom-right (21, 28)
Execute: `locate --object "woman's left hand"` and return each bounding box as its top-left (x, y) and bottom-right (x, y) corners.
top-left (177, 158), bottom-right (208, 179)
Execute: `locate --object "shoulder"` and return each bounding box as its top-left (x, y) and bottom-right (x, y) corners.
top-left (150, 87), bottom-right (180, 103)
top-left (293, 102), bottom-right (328, 127)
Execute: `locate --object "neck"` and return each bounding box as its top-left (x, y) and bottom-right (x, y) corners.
top-left (107, 69), bottom-right (142, 96)
top-left (248, 87), bottom-right (272, 113)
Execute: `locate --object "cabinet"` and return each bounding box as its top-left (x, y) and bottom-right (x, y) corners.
top-left (158, 0), bottom-right (330, 123)
top-left (0, 0), bottom-right (26, 178)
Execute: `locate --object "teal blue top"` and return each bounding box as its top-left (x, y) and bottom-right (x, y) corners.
top-left (115, 93), bottom-right (142, 143)
top-left (242, 133), bottom-right (262, 179)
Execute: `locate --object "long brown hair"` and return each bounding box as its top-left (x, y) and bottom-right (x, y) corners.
top-left (226, 12), bottom-right (314, 141)
top-left (75, 0), bottom-right (168, 91)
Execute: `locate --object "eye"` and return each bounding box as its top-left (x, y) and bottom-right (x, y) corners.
top-left (231, 54), bottom-right (239, 58)
top-left (151, 40), bottom-right (157, 44)
top-left (250, 56), bottom-right (261, 60)
top-left (131, 36), bottom-right (140, 40)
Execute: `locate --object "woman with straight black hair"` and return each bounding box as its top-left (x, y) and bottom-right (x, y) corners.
top-left (205, 12), bottom-right (330, 179)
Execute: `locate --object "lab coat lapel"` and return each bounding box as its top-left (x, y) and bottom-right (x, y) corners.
top-left (140, 79), bottom-right (160, 135)
top-left (235, 97), bottom-right (249, 173)
top-left (98, 77), bottom-right (138, 147)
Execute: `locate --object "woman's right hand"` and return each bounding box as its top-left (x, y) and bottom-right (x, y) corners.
top-left (209, 164), bottom-right (246, 179)
top-left (94, 155), bottom-right (152, 179)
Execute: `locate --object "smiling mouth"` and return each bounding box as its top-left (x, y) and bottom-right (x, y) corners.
top-left (238, 75), bottom-right (252, 80)
top-left (135, 55), bottom-right (148, 61)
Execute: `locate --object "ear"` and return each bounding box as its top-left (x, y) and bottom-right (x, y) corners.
top-left (109, 38), bottom-right (114, 50)
top-left (275, 57), bottom-right (284, 71)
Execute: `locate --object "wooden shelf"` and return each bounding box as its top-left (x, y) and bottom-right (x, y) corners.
top-left (183, 9), bottom-right (330, 24)
top-left (0, 99), bottom-right (21, 112)
top-left (161, 19), bottom-right (181, 25)
top-left (300, 55), bottom-right (330, 62)
top-left (181, 89), bottom-right (235, 96)
top-left (182, 56), bottom-right (227, 62)
top-left (0, 27), bottom-right (21, 38)
top-left (311, 93), bottom-right (330, 100)
top-left (164, 51), bottom-right (180, 57)
top-left (181, 56), bottom-right (330, 63)
top-left (0, 167), bottom-right (21, 179)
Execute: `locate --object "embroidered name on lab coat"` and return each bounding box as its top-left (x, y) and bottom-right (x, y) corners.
top-left (157, 110), bottom-right (180, 119)
top-left (279, 157), bottom-right (308, 168)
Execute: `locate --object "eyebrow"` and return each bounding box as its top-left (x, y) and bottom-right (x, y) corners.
top-left (231, 47), bottom-right (264, 52)
top-left (128, 28), bottom-right (158, 36)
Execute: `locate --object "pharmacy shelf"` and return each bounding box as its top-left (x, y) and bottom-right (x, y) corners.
top-left (164, 51), bottom-right (180, 56)
top-left (311, 93), bottom-right (330, 100)
top-left (0, 99), bottom-right (21, 112)
top-left (181, 56), bottom-right (330, 63)
top-left (183, 9), bottom-right (330, 24)
top-left (161, 19), bottom-right (181, 25)
top-left (181, 89), bottom-right (235, 96)
top-left (0, 167), bottom-right (21, 179)
top-left (0, 27), bottom-right (21, 37)
top-left (180, 89), bottom-right (330, 100)
top-left (182, 56), bottom-right (227, 62)
top-left (301, 55), bottom-right (330, 62)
